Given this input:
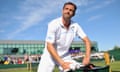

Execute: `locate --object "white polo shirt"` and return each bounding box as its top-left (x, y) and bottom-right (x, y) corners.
top-left (43, 17), bottom-right (86, 58)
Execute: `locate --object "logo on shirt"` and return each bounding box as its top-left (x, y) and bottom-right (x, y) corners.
top-left (70, 26), bottom-right (75, 32)
top-left (47, 36), bottom-right (53, 40)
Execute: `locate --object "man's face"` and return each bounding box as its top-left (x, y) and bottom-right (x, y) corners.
top-left (62, 4), bottom-right (75, 19)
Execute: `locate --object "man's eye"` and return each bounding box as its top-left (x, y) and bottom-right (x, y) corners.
top-left (70, 9), bottom-right (74, 12)
top-left (65, 8), bottom-right (68, 10)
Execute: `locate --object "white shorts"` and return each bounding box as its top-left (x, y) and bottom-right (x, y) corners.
top-left (37, 54), bottom-right (55, 72)
top-left (37, 53), bottom-right (78, 72)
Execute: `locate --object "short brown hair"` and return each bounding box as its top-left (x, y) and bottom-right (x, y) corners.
top-left (63, 2), bottom-right (77, 11)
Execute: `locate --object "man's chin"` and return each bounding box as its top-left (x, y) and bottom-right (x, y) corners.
top-left (63, 16), bottom-right (71, 20)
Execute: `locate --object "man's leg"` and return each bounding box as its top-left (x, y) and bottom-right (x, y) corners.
top-left (37, 55), bottom-right (55, 72)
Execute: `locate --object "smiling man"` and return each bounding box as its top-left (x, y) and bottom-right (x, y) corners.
top-left (37, 2), bottom-right (91, 72)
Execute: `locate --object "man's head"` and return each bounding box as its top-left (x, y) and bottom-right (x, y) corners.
top-left (63, 2), bottom-right (77, 13)
top-left (62, 2), bottom-right (77, 19)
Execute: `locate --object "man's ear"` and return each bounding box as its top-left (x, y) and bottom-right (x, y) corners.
top-left (73, 13), bottom-right (75, 16)
top-left (72, 12), bottom-right (75, 16)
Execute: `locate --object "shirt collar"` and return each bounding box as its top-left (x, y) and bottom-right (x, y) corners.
top-left (59, 17), bottom-right (64, 28)
top-left (59, 17), bottom-right (73, 28)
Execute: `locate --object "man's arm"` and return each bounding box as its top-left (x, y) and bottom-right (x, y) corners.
top-left (82, 36), bottom-right (91, 65)
top-left (47, 42), bottom-right (71, 70)
top-left (47, 42), bottom-right (64, 65)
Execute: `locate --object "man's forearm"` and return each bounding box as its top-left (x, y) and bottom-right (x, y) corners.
top-left (47, 42), bottom-right (64, 65)
top-left (82, 36), bottom-right (91, 65)
top-left (83, 37), bottom-right (91, 58)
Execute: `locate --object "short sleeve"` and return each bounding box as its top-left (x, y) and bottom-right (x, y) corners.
top-left (76, 24), bottom-right (87, 39)
top-left (45, 22), bottom-right (56, 43)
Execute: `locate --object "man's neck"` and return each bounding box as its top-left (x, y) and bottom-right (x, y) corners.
top-left (62, 17), bottom-right (71, 29)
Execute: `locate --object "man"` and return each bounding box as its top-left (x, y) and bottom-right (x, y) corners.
top-left (37, 2), bottom-right (91, 72)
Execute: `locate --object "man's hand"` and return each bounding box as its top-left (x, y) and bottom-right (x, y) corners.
top-left (61, 62), bottom-right (72, 70)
